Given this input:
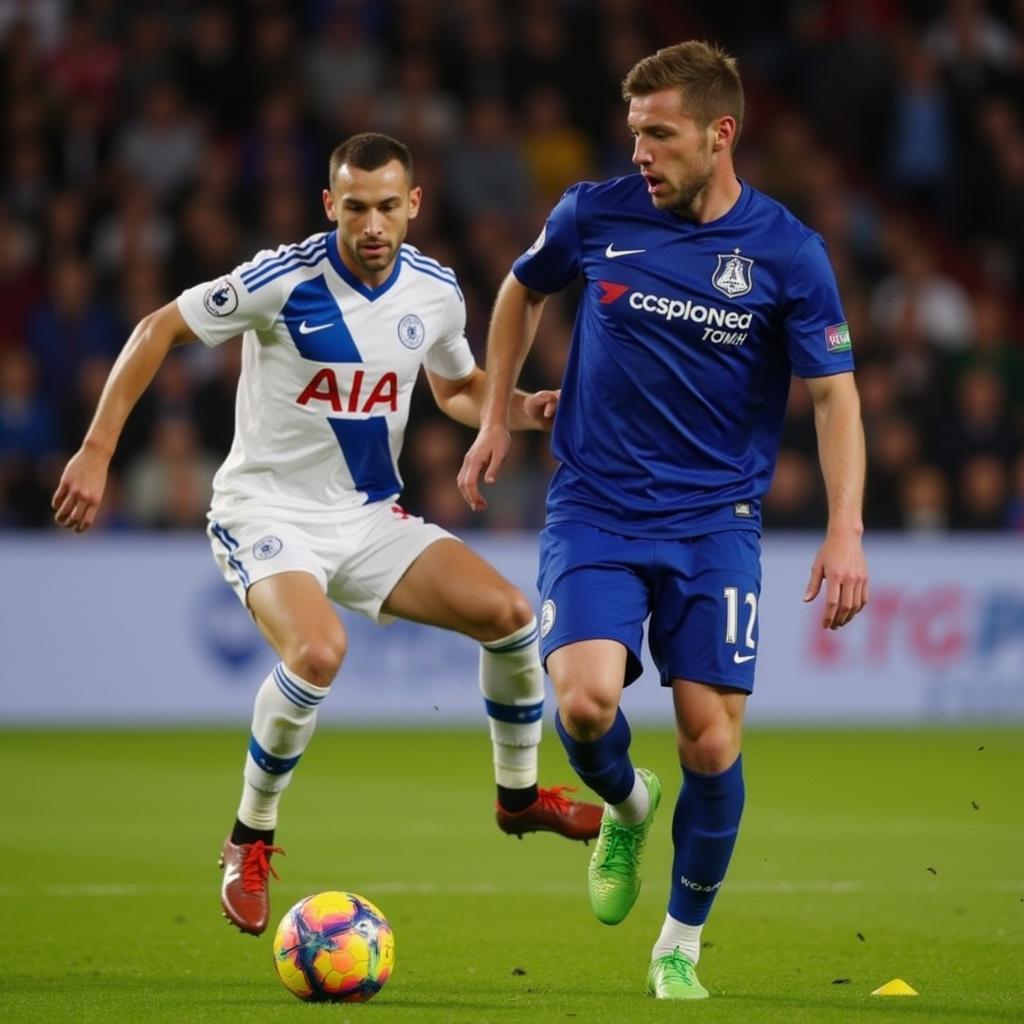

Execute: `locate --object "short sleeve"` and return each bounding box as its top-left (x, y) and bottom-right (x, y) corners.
top-left (782, 234), bottom-right (855, 378)
top-left (423, 283), bottom-right (476, 380)
top-left (177, 265), bottom-right (283, 348)
top-left (511, 184), bottom-right (583, 294)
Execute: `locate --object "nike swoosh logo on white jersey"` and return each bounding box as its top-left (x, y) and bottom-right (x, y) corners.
top-left (733, 652), bottom-right (756, 664)
top-left (298, 320), bottom-right (333, 334)
top-left (605, 243), bottom-right (647, 259)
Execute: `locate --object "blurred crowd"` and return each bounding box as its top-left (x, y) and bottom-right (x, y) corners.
top-left (0, 0), bottom-right (1022, 534)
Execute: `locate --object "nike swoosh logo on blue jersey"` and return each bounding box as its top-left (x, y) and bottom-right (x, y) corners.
top-left (605, 243), bottom-right (646, 258)
top-left (733, 652), bottom-right (756, 664)
top-left (298, 320), bottom-right (333, 334)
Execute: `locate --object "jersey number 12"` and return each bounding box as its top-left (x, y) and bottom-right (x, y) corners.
top-left (723, 586), bottom-right (757, 649)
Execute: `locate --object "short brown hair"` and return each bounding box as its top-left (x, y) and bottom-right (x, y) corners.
top-left (622, 41), bottom-right (744, 144)
top-left (328, 132), bottom-right (413, 185)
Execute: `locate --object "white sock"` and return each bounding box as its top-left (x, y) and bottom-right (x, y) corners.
top-left (609, 770), bottom-right (650, 825)
top-left (237, 663), bottom-right (328, 831)
top-left (652, 913), bottom-right (703, 965)
top-left (480, 618), bottom-right (543, 790)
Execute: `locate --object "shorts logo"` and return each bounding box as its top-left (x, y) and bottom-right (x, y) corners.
top-left (711, 250), bottom-right (753, 297)
top-left (734, 502), bottom-right (753, 518)
top-left (397, 313), bottom-right (425, 349)
top-left (203, 279), bottom-right (239, 317)
top-left (253, 535), bottom-right (283, 560)
top-left (825, 321), bottom-right (852, 353)
top-left (526, 226), bottom-right (546, 255)
top-left (540, 599), bottom-right (556, 638)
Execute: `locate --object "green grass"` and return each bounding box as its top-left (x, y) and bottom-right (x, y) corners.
top-left (2, 727), bottom-right (1022, 1023)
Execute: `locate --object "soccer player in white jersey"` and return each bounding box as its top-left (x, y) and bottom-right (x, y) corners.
top-left (52, 132), bottom-right (601, 936)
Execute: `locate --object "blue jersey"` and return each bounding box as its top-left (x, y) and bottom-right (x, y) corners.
top-left (513, 175), bottom-right (854, 538)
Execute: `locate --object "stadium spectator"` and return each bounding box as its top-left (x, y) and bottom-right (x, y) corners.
top-left (954, 452), bottom-right (1010, 529)
top-left (91, 183), bottom-right (174, 276)
top-left (445, 98), bottom-right (533, 223)
top-left (763, 449), bottom-right (827, 530)
top-left (870, 230), bottom-right (973, 351)
top-left (520, 86), bottom-right (595, 205)
top-left (26, 255), bottom-right (123, 410)
top-left (899, 462), bottom-right (952, 532)
top-left (372, 52), bottom-right (461, 148)
top-left (0, 210), bottom-right (43, 350)
top-left (303, 7), bottom-right (383, 127)
top-left (178, 4), bottom-right (243, 134)
top-left (885, 38), bottom-right (954, 216)
top-left (0, 348), bottom-right (58, 462)
top-left (114, 81), bottom-right (204, 200)
top-left (122, 412), bottom-right (217, 529)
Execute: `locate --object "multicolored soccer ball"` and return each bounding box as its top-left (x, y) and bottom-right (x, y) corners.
top-left (272, 890), bottom-right (395, 1002)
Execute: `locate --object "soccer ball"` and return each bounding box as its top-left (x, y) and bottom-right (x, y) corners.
top-left (272, 890), bottom-right (395, 1002)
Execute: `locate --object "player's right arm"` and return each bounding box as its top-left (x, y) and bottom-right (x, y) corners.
top-left (458, 184), bottom-right (584, 512)
top-left (52, 302), bottom-right (196, 532)
top-left (457, 274), bottom-right (548, 512)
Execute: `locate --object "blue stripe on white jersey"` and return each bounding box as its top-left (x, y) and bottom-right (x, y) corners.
top-left (399, 251), bottom-right (463, 298)
top-left (241, 235), bottom-right (329, 292)
top-left (281, 275), bottom-right (361, 361)
top-left (400, 245), bottom-right (458, 283)
top-left (239, 234), bottom-right (325, 285)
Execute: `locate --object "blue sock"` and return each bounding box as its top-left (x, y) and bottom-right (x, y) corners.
top-left (554, 707), bottom-right (636, 805)
top-left (668, 756), bottom-right (745, 924)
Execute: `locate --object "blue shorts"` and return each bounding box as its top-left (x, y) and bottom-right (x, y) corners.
top-left (538, 522), bottom-right (762, 692)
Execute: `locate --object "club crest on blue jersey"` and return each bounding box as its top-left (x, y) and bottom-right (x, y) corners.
top-left (711, 251), bottom-right (754, 298)
top-left (397, 313), bottom-right (425, 349)
top-left (253, 535), bottom-right (283, 560)
top-left (540, 599), bottom-right (556, 638)
top-left (203, 278), bottom-right (239, 316)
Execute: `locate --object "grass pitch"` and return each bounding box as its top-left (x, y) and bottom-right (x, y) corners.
top-left (2, 726), bottom-right (1021, 1023)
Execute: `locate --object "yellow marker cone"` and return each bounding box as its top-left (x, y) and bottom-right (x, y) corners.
top-left (871, 979), bottom-right (919, 996)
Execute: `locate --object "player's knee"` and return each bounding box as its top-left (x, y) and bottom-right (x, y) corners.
top-left (289, 635), bottom-right (346, 687)
top-left (559, 688), bottom-right (618, 741)
top-left (480, 585), bottom-right (535, 642)
top-left (682, 723), bottom-right (741, 774)
top-left (503, 587), bottom-right (536, 633)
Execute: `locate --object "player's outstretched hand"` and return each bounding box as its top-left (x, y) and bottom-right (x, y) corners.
top-left (523, 388), bottom-right (560, 431)
top-left (803, 530), bottom-right (869, 629)
top-left (52, 445), bottom-right (110, 533)
top-left (458, 424), bottom-right (511, 513)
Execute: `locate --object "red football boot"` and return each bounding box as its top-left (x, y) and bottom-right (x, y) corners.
top-left (218, 837), bottom-right (284, 936)
top-left (496, 785), bottom-right (603, 842)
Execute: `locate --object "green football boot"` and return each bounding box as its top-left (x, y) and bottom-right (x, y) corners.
top-left (646, 948), bottom-right (710, 1000)
top-left (587, 767), bottom-right (661, 925)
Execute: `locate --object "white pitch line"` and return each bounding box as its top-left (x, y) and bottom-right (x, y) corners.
top-left (0, 879), bottom-right (1019, 897)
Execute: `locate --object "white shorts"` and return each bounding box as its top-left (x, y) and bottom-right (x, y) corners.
top-left (208, 501), bottom-right (455, 623)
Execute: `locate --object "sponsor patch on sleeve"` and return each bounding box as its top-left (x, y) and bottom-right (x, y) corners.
top-left (825, 321), bottom-right (852, 353)
top-left (203, 278), bottom-right (239, 317)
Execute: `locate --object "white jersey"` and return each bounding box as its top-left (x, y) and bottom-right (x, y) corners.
top-left (177, 232), bottom-right (475, 521)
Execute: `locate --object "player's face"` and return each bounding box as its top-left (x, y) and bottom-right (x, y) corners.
top-left (627, 89), bottom-right (727, 215)
top-left (323, 159), bottom-right (421, 282)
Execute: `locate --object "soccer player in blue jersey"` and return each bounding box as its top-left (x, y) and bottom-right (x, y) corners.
top-left (459, 42), bottom-right (869, 999)
top-left (51, 132), bottom-right (601, 938)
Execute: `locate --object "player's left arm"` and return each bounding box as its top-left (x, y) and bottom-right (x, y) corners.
top-left (426, 367), bottom-right (559, 431)
top-left (803, 371), bottom-right (869, 629)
